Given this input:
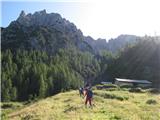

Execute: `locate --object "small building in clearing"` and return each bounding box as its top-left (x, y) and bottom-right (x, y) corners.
top-left (115, 78), bottom-right (152, 87)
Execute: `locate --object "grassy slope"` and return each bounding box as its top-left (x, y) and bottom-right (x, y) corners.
top-left (2, 89), bottom-right (160, 120)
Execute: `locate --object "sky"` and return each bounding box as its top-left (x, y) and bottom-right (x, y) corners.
top-left (1, 0), bottom-right (160, 40)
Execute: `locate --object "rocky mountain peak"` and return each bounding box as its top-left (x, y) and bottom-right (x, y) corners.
top-left (37, 9), bottom-right (46, 15)
top-left (16, 10), bottom-right (61, 27)
top-left (15, 10), bottom-right (80, 35)
top-left (97, 38), bottom-right (107, 43)
top-left (3, 10), bottom-right (91, 53)
top-left (19, 10), bottom-right (26, 17)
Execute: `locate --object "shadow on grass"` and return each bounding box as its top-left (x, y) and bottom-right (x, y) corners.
top-left (146, 99), bottom-right (158, 105)
top-left (64, 106), bottom-right (79, 113)
top-left (94, 92), bottom-right (129, 101)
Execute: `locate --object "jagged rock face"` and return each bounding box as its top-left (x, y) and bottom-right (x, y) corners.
top-left (16, 10), bottom-right (80, 35)
top-left (84, 36), bottom-right (108, 54)
top-left (17, 9), bottom-right (62, 27)
top-left (85, 35), bottom-right (140, 54)
top-left (107, 35), bottom-right (139, 53)
top-left (2, 10), bottom-right (141, 54)
top-left (2, 10), bottom-right (93, 53)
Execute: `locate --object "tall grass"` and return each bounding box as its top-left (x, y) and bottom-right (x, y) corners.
top-left (1, 88), bottom-right (160, 120)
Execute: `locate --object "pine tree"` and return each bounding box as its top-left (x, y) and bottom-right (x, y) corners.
top-left (39, 75), bottom-right (46, 98)
top-left (11, 87), bottom-right (17, 101)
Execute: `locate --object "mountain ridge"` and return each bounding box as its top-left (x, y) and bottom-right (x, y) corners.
top-left (84, 34), bottom-right (140, 54)
top-left (2, 10), bottom-right (142, 54)
top-left (2, 10), bottom-right (93, 54)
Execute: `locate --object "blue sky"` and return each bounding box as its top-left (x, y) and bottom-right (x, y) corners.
top-left (1, 1), bottom-right (86, 27)
top-left (1, 0), bottom-right (160, 40)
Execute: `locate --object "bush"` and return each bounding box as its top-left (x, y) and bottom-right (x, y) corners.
top-left (103, 93), bottom-right (124, 101)
top-left (1, 102), bottom-right (22, 109)
top-left (1, 103), bottom-right (14, 109)
top-left (96, 84), bottom-right (104, 90)
top-left (105, 88), bottom-right (118, 91)
top-left (147, 88), bottom-right (160, 94)
top-left (129, 87), bottom-right (143, 93)
top-left (95, 92), bottom-right (129, 101)
top-left (96, 84), bottom-right (118, 90)
top-left (146, 99), bottom-right (157, 105)
top-left (103, 84), bottom-right (118, 88)
top-left (120, 84), bottom-right (133, 88)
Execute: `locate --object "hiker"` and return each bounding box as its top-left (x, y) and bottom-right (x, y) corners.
top-left (79, 87), bottom-right (84, 97)
top-left (84, 88), bottom-right (93, 107)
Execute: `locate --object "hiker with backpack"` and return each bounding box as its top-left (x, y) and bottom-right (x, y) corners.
top-left (83, 87), bottom-right (93, 107)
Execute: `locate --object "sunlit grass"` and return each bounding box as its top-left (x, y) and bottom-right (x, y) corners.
top-left (1, 89), bottom-right (160, 120)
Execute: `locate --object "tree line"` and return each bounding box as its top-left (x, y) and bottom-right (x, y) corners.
top-left (2, 37), bottom-right (160, 102)
top-left (107, 37), bottom-right (160, 88)
top-left (1, 48), bottom-right (101, 101)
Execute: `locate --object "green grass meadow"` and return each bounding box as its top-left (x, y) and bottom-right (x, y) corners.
top-left (1, 87), bottom-right (160, 120)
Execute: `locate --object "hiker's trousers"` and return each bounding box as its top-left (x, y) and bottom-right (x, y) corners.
top-left (85, 97), bottom-right (92, 106)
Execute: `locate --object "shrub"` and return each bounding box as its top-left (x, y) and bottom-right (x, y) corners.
top-left (96, 84), bottom-right (104, 90)
top-left (95, 92), bottom-right (129, 101)
top-left (103, 84), bottom-right (118, 88)
top-left (129, 87), bottom-right (143, 93)
top-left (96, 84), bottom-right (118, 90)
top-left (120, 84), bottom-right (133, 88)
top-left (1, 103), bottom-right (13, 109)
top-left (147, 88), bottom-right (160, 94)
top-left (1, 102), bottom-right (22, 109)
top-left (146, 99), bottom-right (157, 105)
top-left (105, 88), bottom-right (118, 91)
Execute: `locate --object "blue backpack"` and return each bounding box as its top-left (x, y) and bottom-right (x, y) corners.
top-left (87, 89), bottom-right (93, 98)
